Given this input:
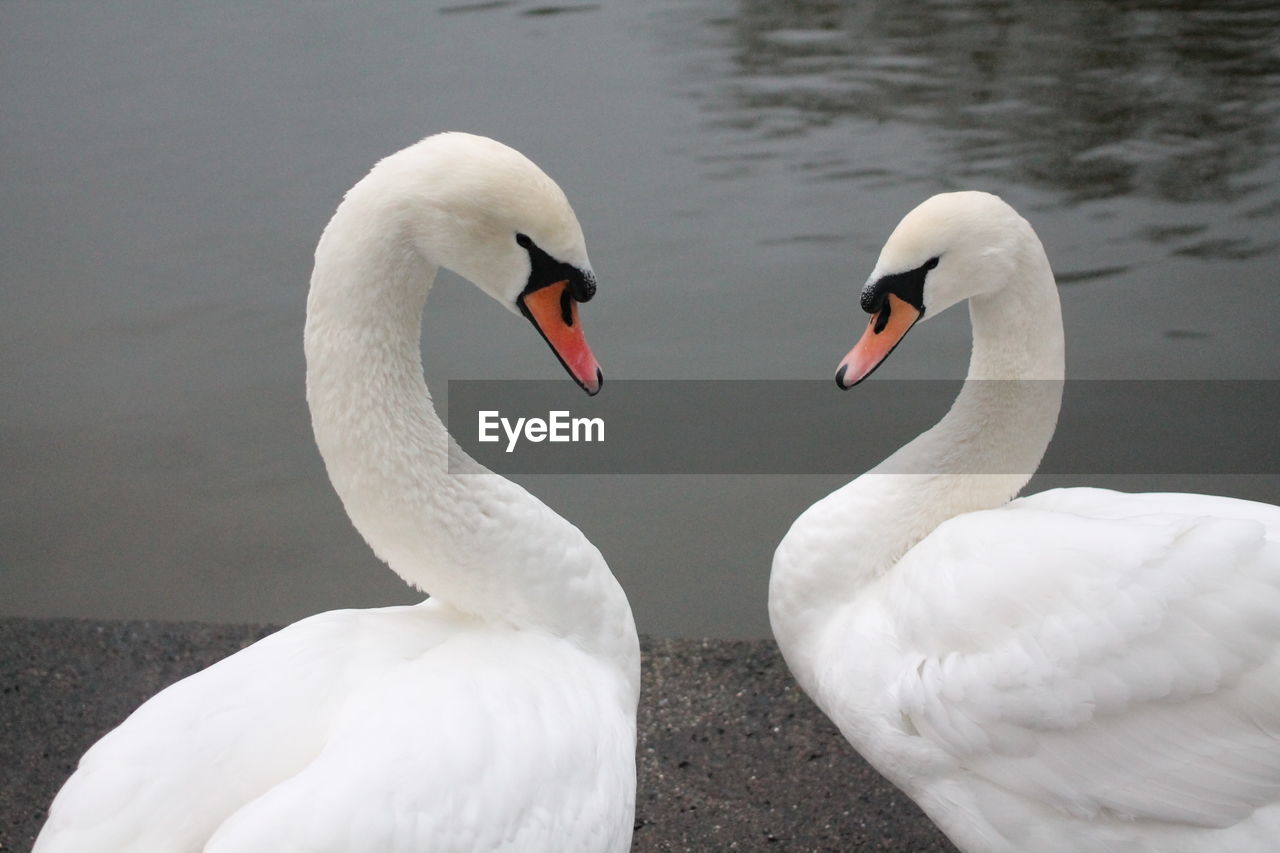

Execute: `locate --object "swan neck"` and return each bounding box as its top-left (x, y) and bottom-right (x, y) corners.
top-left (884, 238), bottom-right (1065, 536)
top-left (966, 244), bottom-right (1065, 382)
top-left (303, 183), bottom-right (636, 668)
top-left (772, 239), bottom-right (1064, 658)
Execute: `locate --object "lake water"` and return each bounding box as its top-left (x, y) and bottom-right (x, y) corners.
top-left (3, 0), bottom-right (1278, 637)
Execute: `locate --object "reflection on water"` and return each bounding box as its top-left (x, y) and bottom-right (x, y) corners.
top-left (2, 0), bottom-right (1278, 638)
top-left (667, 0), bottom-right (1280, 259)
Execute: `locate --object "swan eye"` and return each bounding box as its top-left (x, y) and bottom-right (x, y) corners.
top-left (861, 255), bottom-right (936, 314)
top-left (515, 233), bottom-right (533, 250)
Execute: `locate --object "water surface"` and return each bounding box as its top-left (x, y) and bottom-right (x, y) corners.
top-left (2, 0), bottom-right (1278, 636)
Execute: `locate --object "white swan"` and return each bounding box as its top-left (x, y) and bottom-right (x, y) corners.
top-left (770, 191), bottom-right (1280, 853)
top-left (35, 133), bottom-right (639, 853)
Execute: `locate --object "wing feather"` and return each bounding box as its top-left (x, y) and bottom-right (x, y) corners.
top-left (206, 631), bottom-right (636, 853)
top-left (878, 488), bottom-right (1280, 828)
top-left (34, 605), bottom-right (454, 852)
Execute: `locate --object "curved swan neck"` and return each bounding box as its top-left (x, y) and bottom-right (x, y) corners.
top-left (303, 166), bottom-right (636, 668)
top-left (771, 229), bottom-right (1064, 658)
top-left (967, 236), bottom-right (1064, 382)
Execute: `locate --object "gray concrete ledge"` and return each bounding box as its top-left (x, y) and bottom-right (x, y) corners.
top-left (1, 618), bottom-right (955, 852)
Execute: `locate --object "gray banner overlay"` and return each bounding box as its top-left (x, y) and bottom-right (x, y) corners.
top-left (446, 380), bottom-right (1279, 475)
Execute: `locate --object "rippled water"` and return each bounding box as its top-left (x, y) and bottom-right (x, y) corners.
top-left (2, 0), bottom-right (1278, 637)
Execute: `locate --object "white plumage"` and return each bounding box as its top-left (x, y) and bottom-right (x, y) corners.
top-left (36, 133), bottom-right (639, 853)
top-left (770, 191), bottom-right (1280, 852)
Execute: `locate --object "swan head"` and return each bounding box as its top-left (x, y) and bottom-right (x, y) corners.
top-left (369, 132), bottom-right (603, 394)
top-left (835, 191), bottom-right (1033, 388)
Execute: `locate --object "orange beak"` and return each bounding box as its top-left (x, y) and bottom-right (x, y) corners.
top-left (518, 280), bottom-right (603, 395)
top-left (835, 293), bottom-right (922, 388)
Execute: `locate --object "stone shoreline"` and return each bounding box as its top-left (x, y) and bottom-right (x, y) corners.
top-left (0, 618), bottom-right (955, 852)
